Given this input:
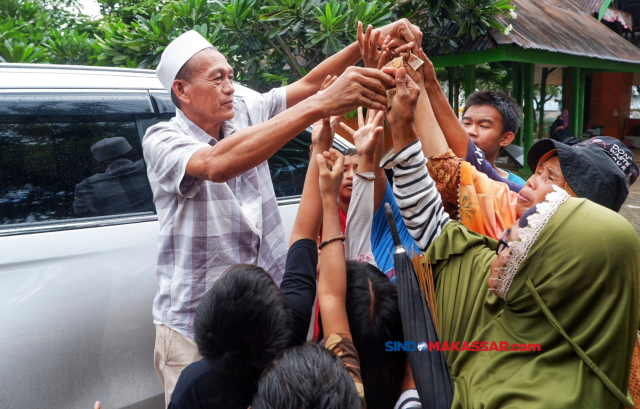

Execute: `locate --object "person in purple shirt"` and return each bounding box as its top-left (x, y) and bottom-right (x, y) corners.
top-left (421, 57), bottom-right (526, 189)
top-left (460, 91), bottom-right (526, 186)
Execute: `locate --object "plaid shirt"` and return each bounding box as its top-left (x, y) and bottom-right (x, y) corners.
top-left (143, 88), bottom-right (288, 340)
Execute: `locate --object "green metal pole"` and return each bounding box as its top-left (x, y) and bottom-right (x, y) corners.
top-left (447, 67), bottom-right (455, 108)
top-left (577, 72), bottom-right (586, 138)
top-left (513, 63), bottom-right (524, 146)
top-left (570, 67), bottom-right (581, 138)
top-left (561, 67), bottom-right (569, 112)
top-left (463, 64), bottom-right (476, 101)
top-left (523, 63), bottom-right (535, 171)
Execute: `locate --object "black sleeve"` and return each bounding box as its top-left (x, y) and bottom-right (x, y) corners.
top-left (279, 238), bottom-right (318, 347)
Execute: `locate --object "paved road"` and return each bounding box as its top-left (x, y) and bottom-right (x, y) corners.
top-left (618, 148), bottom-right (640, 236)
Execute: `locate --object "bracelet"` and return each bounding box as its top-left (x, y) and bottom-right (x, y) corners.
top-left (354, 169), bottom-right (376, 181)
top-left (318, 235), bottom-right (346, 250)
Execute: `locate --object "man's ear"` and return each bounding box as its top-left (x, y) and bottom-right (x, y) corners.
top-left (500, 131), bottom-right (515, 147)
top-left (172, 79), bottom-right (191, 106)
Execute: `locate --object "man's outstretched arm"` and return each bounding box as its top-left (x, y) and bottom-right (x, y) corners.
top-left (286, 19), bottom-right (422, 107)
top-left (184, 67), bottom-right (395, 182)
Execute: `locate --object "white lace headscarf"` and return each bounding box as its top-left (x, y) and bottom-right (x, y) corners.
top-left (489, 186), bottom-right (570, 299)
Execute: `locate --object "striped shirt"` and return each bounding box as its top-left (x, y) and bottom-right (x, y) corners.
top-left (380, 139), bottom-right (450, 252)
top-left (143, 88), bottom-right (289, 340)
top-left (393, 389), bottom-right (422, 409)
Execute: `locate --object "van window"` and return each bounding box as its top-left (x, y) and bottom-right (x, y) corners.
top-left (267, 130), bottom-right (311, 198)
top-left (0, 117), bottom-right (155, 227)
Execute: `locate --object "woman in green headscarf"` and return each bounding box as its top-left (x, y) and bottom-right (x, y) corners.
top-left (382, 133), bottom-right (639, 408)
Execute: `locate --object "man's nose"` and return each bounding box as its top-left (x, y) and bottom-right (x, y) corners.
top-left (466, 124), bottom-right (478, 137)
top-left (223, 78), bottom-right (235, 94)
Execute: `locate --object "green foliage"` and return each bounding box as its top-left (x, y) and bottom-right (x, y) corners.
top-left (0, 0), bottom-right (514, 91)
top-left (0, 0), bottom-right (99, 63)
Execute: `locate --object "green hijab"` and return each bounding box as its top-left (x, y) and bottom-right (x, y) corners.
top-left (425, 196), bottom-right (639, 408)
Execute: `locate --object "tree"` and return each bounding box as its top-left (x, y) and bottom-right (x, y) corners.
top-left (0, 0), bottom-right (99, 64)
top-left (1, 0), bottom-right (515, 92)
top-left (534, 67), bottom-right (559, 139)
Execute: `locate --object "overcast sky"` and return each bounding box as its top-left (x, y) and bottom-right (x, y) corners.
top-left (78, 0), bottom-right (101, 18)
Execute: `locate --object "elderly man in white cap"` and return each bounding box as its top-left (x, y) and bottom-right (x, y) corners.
top-left (74, 137), bottom-right (154, 217)
top-left (143, 21), bottom-right (420, 403)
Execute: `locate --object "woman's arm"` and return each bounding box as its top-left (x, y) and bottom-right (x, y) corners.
top-left (340, 108), bottom-right (384, 263)
top-left (289, 77), bottom-right (340, 245)
top-left (317, 149), bottom-right (351, 336)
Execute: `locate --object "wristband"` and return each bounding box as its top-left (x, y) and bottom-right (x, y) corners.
top-left (318, 235), bottom-right (346, 250)
top-left (354, 169), bottom-right (376, 181)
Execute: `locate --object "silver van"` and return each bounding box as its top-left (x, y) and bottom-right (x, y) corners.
top-left (0, 64), bottom-right (351, 408)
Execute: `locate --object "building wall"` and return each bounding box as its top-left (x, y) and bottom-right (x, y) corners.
top-left (589, 72), bottom-right (634, 139)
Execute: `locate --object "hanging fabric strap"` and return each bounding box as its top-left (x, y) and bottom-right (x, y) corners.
top-left (526, 278), bottom-right (634, 407)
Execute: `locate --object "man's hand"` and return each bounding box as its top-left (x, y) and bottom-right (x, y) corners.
top-left (311, 75), bottom-right (341, 150)
top-left (314, 66), bottom-right (395, 115)
top-left (317, 149), bottom-right (344, 200)
top-left (383, 67), bottom-right (421, 152)
top-left (377, 19), bottom-right (423, 55)
top-left (383, 67), bottom-right (420, 129)
top-left (339, 107), bottom-right (384, 161)
top-left (417, 48), bottom-right (439, 91)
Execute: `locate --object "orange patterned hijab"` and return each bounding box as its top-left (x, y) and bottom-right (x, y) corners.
top-left (428, 150), bottom-right (519, 241)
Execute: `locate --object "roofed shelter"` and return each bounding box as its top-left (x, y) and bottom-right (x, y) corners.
top-left (427, 0), bottom-right (640, 170)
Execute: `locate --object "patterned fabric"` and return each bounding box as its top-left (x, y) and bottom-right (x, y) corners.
top-left (630, 334), bottom-right (640, 409)
top-left (325, 332), bottom-right (366, 409)
top-left (73, 158), bottom-right (155, 216)
top-left (380, 140), bottom-right (450, 252)
top-left (426, 150), bottom-right (461, 205)
top-left (489, 186), bottom-right (569, 299)
top-left (427, 149), bottom-right (518, 241)
top-left (143, 88), bottom-right (289, 340)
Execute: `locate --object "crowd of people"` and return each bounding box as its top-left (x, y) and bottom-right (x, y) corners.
top-left (96, 18), bottom-right (640, 409)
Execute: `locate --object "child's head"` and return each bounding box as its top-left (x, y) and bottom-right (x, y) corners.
top-left (251, 343), bottom-right (361, 409)
top-left (194, 264), bottom-right (292, 380)
top-left (345, 261), bottom-right (407, 409)
top-left (462, 91), bottom-right (522, 160)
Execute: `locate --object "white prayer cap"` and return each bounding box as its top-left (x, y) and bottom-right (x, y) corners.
top-left (156, 30), bottom-right (214, 93)
top-left (91, 137), bottom-right (132, 161)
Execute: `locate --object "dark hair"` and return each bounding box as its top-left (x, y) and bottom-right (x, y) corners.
top-left (170, 63), bottom-right (193, 109)
top-left (194, 264), bottom-right (292, 380)
top-left (251, 343), bottom-right (361, 409)
top-left (463, 90), bottom-right (522, 134)
top-left (343, 148), bottom-right (358, 157)
top-left (345, 261), bottom-right (406, 409)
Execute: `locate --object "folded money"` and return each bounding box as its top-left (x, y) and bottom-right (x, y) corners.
top-left (383, 54), bottom-right (424, 107)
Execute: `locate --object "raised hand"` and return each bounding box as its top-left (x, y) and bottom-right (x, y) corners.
top-left (382, 67), bottom-right (421, 153)
top-left (311, 116), bottom-right (341, 151)
top-left (357, 22), bottom-right (382, 69)
top-left (317, 149), bottom-right (344, 200)
top-left (377, 19), bottom-right (423, 55)
top-left (314, 66), bottom-right (395, 115)
top-left (310, 75), bottom-right (341, 151)
top-left (339, 107), bottom-right (384, 162)
top-left (418, 48), bottom-right (439, 90)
